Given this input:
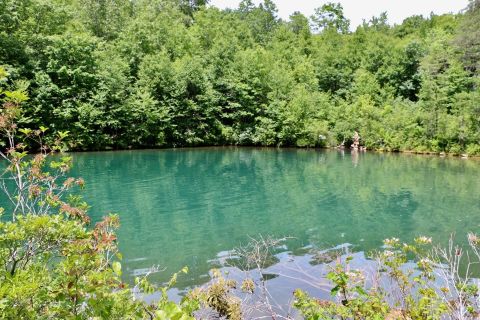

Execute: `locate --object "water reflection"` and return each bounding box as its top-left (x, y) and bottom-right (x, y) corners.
top-left (65, 148), bottom-right (480, 290)
top-left (152, 241), bottom-right (471, 319)
top-left (143, 243), bottom-right (386, 318)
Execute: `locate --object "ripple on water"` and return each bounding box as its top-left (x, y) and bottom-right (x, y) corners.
top-left (62, 148), bottom-right (480, 291)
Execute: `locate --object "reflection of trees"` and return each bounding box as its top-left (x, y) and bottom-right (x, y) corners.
top-left (69, 149), bottom-right (480, 288)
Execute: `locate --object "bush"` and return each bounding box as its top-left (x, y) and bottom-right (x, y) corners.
top-left (466, 144), bottom-right (480, 156)
top-left (0, 70), bottom-right (199, 319)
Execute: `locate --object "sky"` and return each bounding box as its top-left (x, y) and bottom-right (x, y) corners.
top-left (208, 0), bottom-right (470, 29)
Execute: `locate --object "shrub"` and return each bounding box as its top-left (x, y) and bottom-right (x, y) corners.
top-left (0, 68), bottom-right (199, 319)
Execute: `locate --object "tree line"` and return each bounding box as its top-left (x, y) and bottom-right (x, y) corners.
top-left (1, 0), bottom-right (479, 154)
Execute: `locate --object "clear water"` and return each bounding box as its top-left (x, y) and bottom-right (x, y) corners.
top-left (68, 148), bottom-right (480, 290)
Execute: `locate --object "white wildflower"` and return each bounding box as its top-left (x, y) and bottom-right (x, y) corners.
top-left (415, 236), bottom-right (432, 245)
top-left (384, 238), bottom-right (400, 247)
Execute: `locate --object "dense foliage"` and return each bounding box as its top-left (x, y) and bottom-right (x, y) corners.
top-left (2, 69), bottom-right (480, 318)
top-left (1, 0), bottom-right (479, 153)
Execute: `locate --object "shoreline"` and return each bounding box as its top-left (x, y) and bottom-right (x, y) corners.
top-left (62, 144), bottom-right (480, 160)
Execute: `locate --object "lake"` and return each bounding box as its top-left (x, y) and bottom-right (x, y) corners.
top-left (69, 148), bottom-right (480, 293)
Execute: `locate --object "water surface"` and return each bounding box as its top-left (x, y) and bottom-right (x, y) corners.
top-left (69, 148), bottom-right (480, 289)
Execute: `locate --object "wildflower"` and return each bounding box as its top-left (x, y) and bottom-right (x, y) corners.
top-left (418, 258), bottom-right (431, 270)
top-left (346, 270), bottom-right (365, 283)
top-left (63, 177), bottom-right (75, 188)
top-left (468, 233), bottom-right (480, 246)
top-left (211, 268), bottom-right (221, 279)
top-left (415, 236), bottom-right (432, 245)
top-left (384, 238), bottom-right (400, 247)
top-left (383, 250), bottom-right (394, 258)
top-left (241, 279), bottom-right (255, 293)
top-left (28, 184), bottom-right (41, 197)
top-left (76, 178), bottom-right (86, 188)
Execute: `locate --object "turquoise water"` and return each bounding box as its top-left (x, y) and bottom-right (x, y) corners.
top-left (69, 148), bottom-right (480, 289)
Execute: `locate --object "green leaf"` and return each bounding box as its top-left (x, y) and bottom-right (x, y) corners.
top-left (331, 285), bottom-right (340, 296)
top-left (58, 131), bottom-right (70, 139)
top-left (112, 261), bottom-right (122, 276)
top-left (19, 128), bottom-right (32, 136)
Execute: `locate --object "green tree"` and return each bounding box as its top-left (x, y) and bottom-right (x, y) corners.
top-left (311, 2), bottom-right (350, 34)
top-left (454, 0), bottom-right (480, 74)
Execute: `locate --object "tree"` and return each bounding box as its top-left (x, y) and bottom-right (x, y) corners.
top-left (179, 0), bottom-right (209, 16)
top-left (1, 0), bottom-right (479, 154)
top-left (454, 0), bottom-right (480, 74)
top-left (289, 11), bottom-right (311, 38)
top-left (310, 2), bottom-right (350, 34)
top-left (236, 0), bottom-right (279, 44)
top-left (362, 12), bottom-right (389, 32)
top-left (75, 0), bottom-right (132, 39)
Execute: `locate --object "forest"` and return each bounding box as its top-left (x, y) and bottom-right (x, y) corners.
top-left (1, 0), bottom-right (479, 154)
